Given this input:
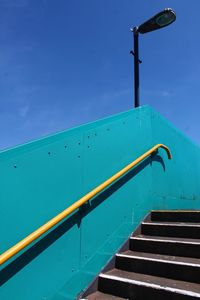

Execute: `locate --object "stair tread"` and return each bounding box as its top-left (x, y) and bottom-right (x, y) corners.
top-left (85, 291), bottom-right (125, 299)
top-left (118, 250), bottom-right (200, 265)
top-left (101, 268), bottom-right (200, 294)
top-left (151, 211), bottom-right (200, 223)
top-left (143, 221), bottom-right (200, 226)
top-left (151, 210), bottom-right (200, 212)
top-left (132, 234), bottom-right (200, 244)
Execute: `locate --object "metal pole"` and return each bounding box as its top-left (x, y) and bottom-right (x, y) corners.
top-left (134, 27), bottom-right (139, 107)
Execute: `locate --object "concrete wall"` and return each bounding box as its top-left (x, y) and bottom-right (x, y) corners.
top-left (0, 106), bottom-right (200, 300)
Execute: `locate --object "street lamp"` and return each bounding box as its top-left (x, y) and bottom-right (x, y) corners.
top-left (131, 8), bottom-right (176, 108)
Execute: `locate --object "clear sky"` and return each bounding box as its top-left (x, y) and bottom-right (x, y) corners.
top-left (0, 0), bottom-right (199, 149)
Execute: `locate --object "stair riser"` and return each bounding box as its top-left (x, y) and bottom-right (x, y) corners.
top-left (116, 256), bottom-right (200, 284)
top-left (130, 239), bottom-right (200, 258)
top-left (98, 277), bottom-right (198, 300)
top-left (142, 224), bottom-right (200, 239)
top-left (151, 212), bottom-right (200, 223)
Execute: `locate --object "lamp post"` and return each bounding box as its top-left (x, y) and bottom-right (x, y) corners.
top-left (131, 8), bottom-right (176, 108)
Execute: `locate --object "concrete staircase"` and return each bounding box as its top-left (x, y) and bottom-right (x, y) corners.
top-left (80, 211), bottom-right (200, 299)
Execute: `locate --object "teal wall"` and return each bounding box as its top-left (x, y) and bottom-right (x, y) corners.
top-left (0, 106), bottom-right (200, 300)
top-left (151, 109), bottom-right (200, 210)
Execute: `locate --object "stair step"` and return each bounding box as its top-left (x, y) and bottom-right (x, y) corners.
top-left (115, 250), bottom-right (200, 283)
top-left (118, 250), bottom-right (200, 265)
top-left (142, 222), bottom-right (200, 238)
top-left (151, 211), bottom-right (200, 223)
top-left (98, 269), bottom-right (200, 299)
top-left (85, 291), bottom-right (125, 299)
top-left (130, 235), bottom-right (200, 258)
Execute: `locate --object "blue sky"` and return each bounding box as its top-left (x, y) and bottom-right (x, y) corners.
top-left (0, 0), bottom-right (200, 149)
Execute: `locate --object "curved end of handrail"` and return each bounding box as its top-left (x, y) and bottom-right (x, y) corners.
top-left (157, 144), bottom-right (172, 160)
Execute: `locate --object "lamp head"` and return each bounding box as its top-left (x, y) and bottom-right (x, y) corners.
top-left (137, 8), bottom-right (176, 34)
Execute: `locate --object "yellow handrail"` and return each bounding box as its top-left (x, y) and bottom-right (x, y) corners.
top-left (0, 143), bottom-right (171, 265)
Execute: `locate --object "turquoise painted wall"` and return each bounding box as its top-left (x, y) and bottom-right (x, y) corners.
top-left (151, 109), bottom-right (200, 210)
top-left (0, 106), bottom-right (200, 300)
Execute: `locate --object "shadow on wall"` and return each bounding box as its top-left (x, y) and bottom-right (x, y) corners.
top-left (0, 153), bottom-right (165, 286)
